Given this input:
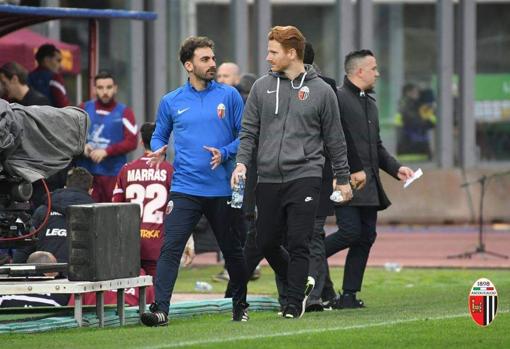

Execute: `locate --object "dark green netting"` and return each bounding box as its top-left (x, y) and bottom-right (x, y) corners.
top-left (0, 296), bottom-right (279, 333)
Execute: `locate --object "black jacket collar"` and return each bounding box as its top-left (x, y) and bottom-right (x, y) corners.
top-left (343, 76), bottom-right (375, 97)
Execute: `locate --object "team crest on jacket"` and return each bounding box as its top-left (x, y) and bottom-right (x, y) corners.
top-left (298, 86), bottom-right (310, 101)
top-left (217, 103), bottom-right (226, 119)
top-left (469, 278), bottom-right (498, 327)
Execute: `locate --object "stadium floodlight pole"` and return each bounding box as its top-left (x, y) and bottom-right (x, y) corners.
top-left (448, 171), bottom-right (510, 260)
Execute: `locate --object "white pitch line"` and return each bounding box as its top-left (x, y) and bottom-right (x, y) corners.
top-left (143, 310), bottom-right (508, 349)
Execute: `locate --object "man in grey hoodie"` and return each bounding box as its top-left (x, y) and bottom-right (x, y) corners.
top-left (232, 25), bottom-right (352, 319)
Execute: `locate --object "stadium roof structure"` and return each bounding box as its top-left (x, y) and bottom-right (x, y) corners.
top-left (0, 4), bottom-right (157, 97)
top-left (0, 4), bottom-right (156, 37)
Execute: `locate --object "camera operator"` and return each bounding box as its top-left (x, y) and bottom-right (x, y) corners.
top-left (13, 167), bottom-right (94, 264)
top-left (0, 251), bottom-right (70, 308)
top-left (0, 62), bottom-right (50, 106)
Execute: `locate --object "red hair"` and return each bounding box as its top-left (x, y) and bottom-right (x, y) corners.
top-left (268, 26), bottom-right (306, 60)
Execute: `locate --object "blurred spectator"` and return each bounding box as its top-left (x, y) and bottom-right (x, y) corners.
top-left (28, 44), bottom-right (70, 107)
top-left (0, 252), bottom-right (70, 308)
top-left (236, 73), bottom-right (257, 103)
top-left (212, 63), bottom-right (251, 283)
top-left (0, 62), bottom-right (50, 106)
top-left (76, 71), bottom-right (138, 203)
top-left (395, 83), bottom-right (436, 160)
top-left (112, 122), bottom-right (175, 277)
top-left (216, 62), bottom-right (241, 86)
top-left (13, 167), bottom-right (94, 264)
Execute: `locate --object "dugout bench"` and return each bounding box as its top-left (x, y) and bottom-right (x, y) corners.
top-left (0, 275), bottom-right (152, 327)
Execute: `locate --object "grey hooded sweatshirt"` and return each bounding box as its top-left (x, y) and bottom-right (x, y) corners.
top-left (236, 64), bottom-right (350, 184)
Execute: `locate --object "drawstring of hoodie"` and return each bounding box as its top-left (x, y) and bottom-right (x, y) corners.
top-left (291, 72), bottom-right (307, 90)
top-left (275, 76), bottom-right (280, 115)
top-left (274, 71), bottom-right (307, 115)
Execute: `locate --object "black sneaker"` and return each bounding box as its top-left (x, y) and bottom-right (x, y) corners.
top-left (322, 296), bottom-right (339, 310)
top-left (232, 302), bottom-right (249, 322)
top-left (141, 304), bottom-right (168, 327)
top-left (305, 299), bottom-right (324, 312)
top-left (337, 293), bottom-right (365, 309)
top-left (300, 276), bottom-right (315, 317)
top-left (283, 303), bottom-right (301, 319)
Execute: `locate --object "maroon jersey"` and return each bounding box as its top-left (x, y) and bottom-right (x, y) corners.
top-left (112, 156), bottom-right (173, 261)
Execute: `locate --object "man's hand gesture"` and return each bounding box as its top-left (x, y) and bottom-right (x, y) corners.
top-left (146, 145), bottom-right (167, 169)
top-left (203, 146), bottom-right (222, 170)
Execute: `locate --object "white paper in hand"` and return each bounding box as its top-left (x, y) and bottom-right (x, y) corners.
top-left (403, 168), bottom-right (423, 189)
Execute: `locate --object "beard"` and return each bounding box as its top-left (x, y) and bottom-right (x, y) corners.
top-left (99, 95), bottom-right (113, 104)
top-left (195, 68), bottom-right (216, 82)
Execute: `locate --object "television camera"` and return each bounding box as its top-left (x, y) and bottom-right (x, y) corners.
top-left (0, 171), bottom-right (38, 247)
top-left (0, 100), bottom-right (89, 250)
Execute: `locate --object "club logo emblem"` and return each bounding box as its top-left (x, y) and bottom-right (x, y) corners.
top-left (298, 86), bottom-right (310, 101)
top-left (469, 278), bottom-right (498, 327)
top-left (217, 103), bottom-right (226, 119)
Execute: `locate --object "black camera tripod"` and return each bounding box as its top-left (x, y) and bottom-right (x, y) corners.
top-left (447, 171), bottom-right (510, 260)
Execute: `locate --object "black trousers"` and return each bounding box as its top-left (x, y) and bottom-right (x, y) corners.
top-left (255, 177), bottom-right (321, 307)
top-left (307, 216), bottom-right (328, 302)
top-left (225, 217), bottom-right (288, 306)
top-left (322, 206), bottom-right (378, 295)
top-left (154, 193), bottom-right (247, 314)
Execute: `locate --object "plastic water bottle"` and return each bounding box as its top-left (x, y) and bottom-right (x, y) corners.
top-left (384, 262), bottom-right (402, 272)
top-left (230, 176), bottom-right (245, 209)
top-left (330, 190), bottom-right (344, 203)
top-left (194, 281), bottom-right (213, 291)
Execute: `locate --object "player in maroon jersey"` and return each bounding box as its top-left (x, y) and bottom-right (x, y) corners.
top-left (112, 122), bottom-right (175, 277)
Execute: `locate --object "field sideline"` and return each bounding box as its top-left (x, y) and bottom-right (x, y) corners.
top-left (2, 266), bottom-right (509, 348)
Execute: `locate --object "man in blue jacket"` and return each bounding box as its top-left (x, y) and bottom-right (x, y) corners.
top-left (141, 36), bottom-right (248, 326)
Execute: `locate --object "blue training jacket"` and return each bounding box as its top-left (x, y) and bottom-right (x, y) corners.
top-left (151, 80), bottom-right (244, 197)
top-left (76, 101), bottom-right (127, 177)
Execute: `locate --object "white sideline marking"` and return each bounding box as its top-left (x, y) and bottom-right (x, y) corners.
top-left (143, 310), bottom-right (508, 349)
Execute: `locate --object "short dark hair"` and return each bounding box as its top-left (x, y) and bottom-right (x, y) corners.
top-left (140, 122), bottom-right (155, 150)
top-left (344, 49), bottom-right (374, 75)
top-left (179, 36), bottom-right (215, 65)
top-left (66, 167), bottom-right (93, 192)
top-left (35, 44), bottom-right (61, 64)
top-left (237, 73), bottom-right (257, 95)
top-left (94, 70), bottom-right (115, 84)
top-left (303, 42), bottom-right (315, 65)
top-left (0, 62), bottom-right (28, 84)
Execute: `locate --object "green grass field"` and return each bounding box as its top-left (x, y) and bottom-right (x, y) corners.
top-left (2, 266), bottom-right (509, 348)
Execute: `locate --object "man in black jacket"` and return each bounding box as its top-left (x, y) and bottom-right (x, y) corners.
top-left (13, 167), bottom-right (94, 264)
top-left (303, 42), bottom-right (366, 312)
top-left (323, 50), bottom-right (413, 309)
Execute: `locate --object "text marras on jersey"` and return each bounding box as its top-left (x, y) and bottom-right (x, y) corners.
top-left (127, 168), bottom-right (169, 182)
